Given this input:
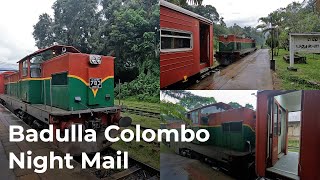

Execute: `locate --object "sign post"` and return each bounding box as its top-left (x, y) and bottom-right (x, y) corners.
top-left (288, 33), bottom-right (320, 71)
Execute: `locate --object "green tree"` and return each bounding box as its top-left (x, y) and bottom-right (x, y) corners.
top-left (33, 0), bottom-right (160, 102)
top-left (245, 103), bottom-right (254, 109)
top-left (184, 4), bottom-right (219, 22)
top-left (33, 13), bottom-right (54, 48)
top-left (160, 101), bottom-right (190, 124)
top-left (162, 90), bottom-right (217, 110)
top-left (229, 23), bottom-right (244, 36)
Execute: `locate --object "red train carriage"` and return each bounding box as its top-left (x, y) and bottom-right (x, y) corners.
top-left (0, 71), bottom-right (15, 94)
top-left (160, 0), bottom-right (214, 88)
top-left (0, 45), bottom-right (131, 155)
top-left (256, 90), bottom-right (320, 180)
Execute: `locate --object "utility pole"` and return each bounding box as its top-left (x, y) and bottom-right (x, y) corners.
top-left (270, 17), bottom-right (275, 71)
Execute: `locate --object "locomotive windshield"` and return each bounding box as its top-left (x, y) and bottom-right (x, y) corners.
top-left (200, 105), bottom-right (226, 115)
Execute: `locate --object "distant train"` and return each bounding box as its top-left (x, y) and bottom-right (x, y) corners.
top-left (0, 45), bottom-right (131, 155)
top-left (215, 35), bottom-right (257, 66)
top-left (164, 102), bottom-right (256, 178)
top-left (160, 0), bottom-right (258, 88)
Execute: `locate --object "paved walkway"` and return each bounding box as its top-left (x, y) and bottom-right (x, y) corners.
top-left (190, 49), bottom-right (273, 90)
top-left (0, 105), bottom-right (97, 180)
top-left (160, 152), bottom-right (234, 180)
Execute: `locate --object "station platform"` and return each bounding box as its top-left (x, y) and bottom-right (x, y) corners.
top-left (0, 104), bottom-right (98, 180)
top-left (190, 49), bottom-right (274, 90)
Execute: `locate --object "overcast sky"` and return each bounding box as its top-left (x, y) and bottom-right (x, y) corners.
top-left (0, 0), bottom-right (54, 67)
top-left (0, 0), bottom-right (304, 68)
top-left (203, 0), bottom-right (304, 27)
top-left (161, 90), bottom-right (258, 109)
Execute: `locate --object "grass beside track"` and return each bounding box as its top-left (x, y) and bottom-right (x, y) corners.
top-left (123, 112), bottom-right (159, 129)
top-left (112, 100), bottom-right (160, 169)
top-left (115, 99), bottom-right (160, 113)
top-left (288, 138), bottom-right (300, 152)
top-left (274, 49), bottom-right (320, 89)
top-left (111, 126), bottom-right (160, 169)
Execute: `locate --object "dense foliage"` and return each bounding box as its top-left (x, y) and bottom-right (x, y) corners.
top-left (162, 90), bottom-right (216, 110)
top-left (33, 0), bottom-right (159, 102)
top-left (257, 0), bottom-right (320, 53)
top-left (161, 90), bottom-right (254, 121)
top-left (228, 102), bottom-right (254, 109)
top-left (160, 101), bottom-right (189, 123)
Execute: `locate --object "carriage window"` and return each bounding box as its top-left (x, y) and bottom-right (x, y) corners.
top-left (52, 72), bottom-right (68, 85)
top-left (161, 29), bottom-right (192, 52)
top-left (22, 60), bottom-right (28, 77)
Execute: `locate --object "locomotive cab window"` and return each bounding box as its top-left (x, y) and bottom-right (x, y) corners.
top-left (160, 29), bottom-right (192, 52)
top-left (201, 105), bottom-right (224, 115)
top-left (22, 60), bottom-right (28, 77)
top-left (190, 111), bottom-right (199, 124)
top-left (30, 55), bottom-right (43, 78)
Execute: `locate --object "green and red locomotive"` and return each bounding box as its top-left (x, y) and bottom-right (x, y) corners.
top-left (0, 45), bottom-right (131, 154)
top-left (215, 35), bottom-right (257, 66)
top-left (165, 102), bottom-right (256, 178)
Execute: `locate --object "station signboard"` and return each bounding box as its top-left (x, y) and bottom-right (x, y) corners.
top-left (289, 33), bottom-right (320, 69)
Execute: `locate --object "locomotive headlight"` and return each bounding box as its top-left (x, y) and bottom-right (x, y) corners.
top-left (89, 55), bottom-right (102, 65)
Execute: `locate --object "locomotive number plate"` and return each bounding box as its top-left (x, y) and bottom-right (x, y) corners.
top-left (89, 78), bottom-right (102, 89)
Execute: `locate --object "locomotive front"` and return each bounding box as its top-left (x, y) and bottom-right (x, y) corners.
top-left (0, 45), bottom-right (132, 155)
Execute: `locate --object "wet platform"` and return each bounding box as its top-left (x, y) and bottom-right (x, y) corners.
top-left (190, 49), bottom-right (273, 90)
top-left (267, 152), bottom-right (299, 180)
top-left (0, 104), bottom-right (98, 180)
top-left (160, 152), bottom-right (234, 180)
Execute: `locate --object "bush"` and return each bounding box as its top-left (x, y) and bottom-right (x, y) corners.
top-left (115, 72), bottom-right (160, 103)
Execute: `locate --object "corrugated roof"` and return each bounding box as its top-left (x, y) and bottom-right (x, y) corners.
top-left (17, 45), bottom-right (80, 63)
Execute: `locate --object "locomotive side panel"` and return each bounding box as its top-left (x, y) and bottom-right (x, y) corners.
top-left (4, 72), bottom-right (20, 98)
top-left (0, 72), bottom-right (15, 94)
top-left (205, 108), bottom-right (256, 152)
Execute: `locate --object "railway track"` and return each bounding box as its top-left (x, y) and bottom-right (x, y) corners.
top-left (199, 64), bottom-right (225, 80)
top-left (123, 107), bottom-right (160, 119)
top-left (77, 147), bottom-right (160, 180)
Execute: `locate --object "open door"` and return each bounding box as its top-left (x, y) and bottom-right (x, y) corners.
top-left (271, 100), bottom-right (279, 165)
top-left (199, 22), bottom-right (210, 67)
top-left (278, 107), bottom-right (287, 156)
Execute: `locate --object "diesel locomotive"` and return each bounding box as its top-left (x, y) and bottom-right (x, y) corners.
top-left (215, 35), bottom-right (257, 66)
top-left (165, 102), bottom-right (256, 178)
top-left (0, 45), bottom-right (131, 155)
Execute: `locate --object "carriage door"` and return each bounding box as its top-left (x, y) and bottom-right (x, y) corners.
top-left (199, 22), bottom-right (210, 66)
top-left (271, 100), bottom-right (280, 165)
